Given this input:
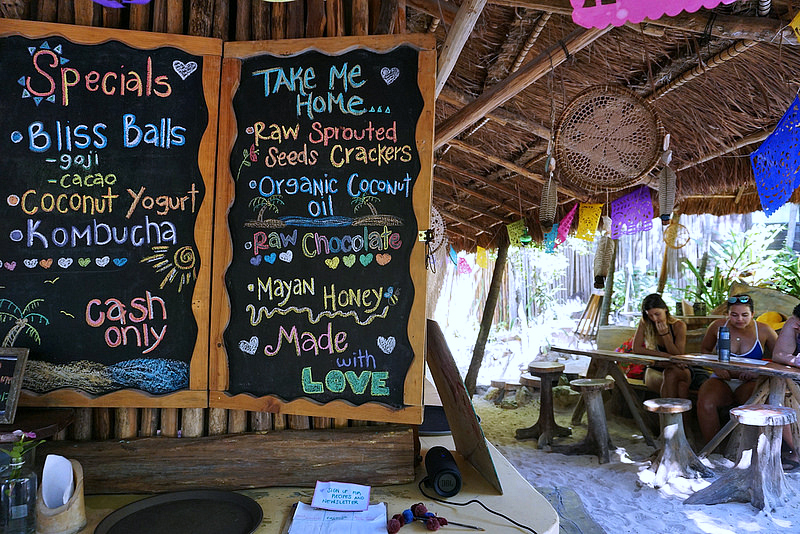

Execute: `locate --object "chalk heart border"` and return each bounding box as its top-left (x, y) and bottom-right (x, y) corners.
top-left (381, 66), bottom-right (400, 85)
top-left (57, 258), bottom-right (73, 268)
top-left (172, 60), bottom-right (198, 80)
top-left (377, 336), bottom-right (396, 354)
top-left (250, 255), bottom-right (262, 266)
top-left (96, 256), bottom-right (110, 267)
top-left (239, 336), bottom-right (259, 355)
top-left (4, 261), bottom-right (16, 271)
top-left (264, 253), bottom-right (277, 264)
top-left (113, 258), bottom-right (127, 267)
top-left (279, 250), bottom-right (293, 263)
top-left (24, 259), bottom-right (38, 268)
top-left (343, 254), bottom-right (356, 267)
top-left (39, 258), bottom-right (53, 269)
top-left (359, 253), bottom-right (374, 266)
top-left (78, 257), bottom-right (91, 267)
top-left (325, 257), bottom-right (340, 269)
top-left (376, 253), bottom-right (391, 266)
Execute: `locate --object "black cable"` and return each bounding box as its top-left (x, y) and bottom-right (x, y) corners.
top-left (417, 479), bottom-right (539, 534)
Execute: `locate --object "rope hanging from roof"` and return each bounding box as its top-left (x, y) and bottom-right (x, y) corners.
top-left (554, 85), bottom-right (663, 194)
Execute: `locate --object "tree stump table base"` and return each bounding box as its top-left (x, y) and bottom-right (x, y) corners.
top-left (515, 362), bottom-right (570, 450)
top-left (643, 398), bottom-right (713, 488)
top-left (552, 378), bottom-right (615, 464)
top-left (684, 404), bottom-right (796, 510)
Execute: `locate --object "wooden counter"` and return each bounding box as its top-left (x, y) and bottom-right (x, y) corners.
top-left (74, 435), bottom-right (558, 534)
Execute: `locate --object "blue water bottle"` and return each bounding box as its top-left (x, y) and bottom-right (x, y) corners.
top-left (718, 325), bottom-right (730, 362)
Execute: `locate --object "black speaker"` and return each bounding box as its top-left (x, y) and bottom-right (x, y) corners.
top-left (424, 446), bottom-right (462, 497)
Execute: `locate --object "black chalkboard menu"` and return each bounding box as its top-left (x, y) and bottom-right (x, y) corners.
top-left (0, 20), bottom-right (220, 406)
top-left (212, 35), bottom-right (434, 423)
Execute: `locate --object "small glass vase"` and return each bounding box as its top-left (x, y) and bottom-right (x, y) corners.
top-left (1, 457), bottom-right (38, 534)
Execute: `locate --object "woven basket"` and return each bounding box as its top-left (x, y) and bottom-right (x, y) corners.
top-left (554, 85), bottom-right (663, 193)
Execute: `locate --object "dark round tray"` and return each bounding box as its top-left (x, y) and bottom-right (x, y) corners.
top-left (94, 489), bottom-right (263, 534)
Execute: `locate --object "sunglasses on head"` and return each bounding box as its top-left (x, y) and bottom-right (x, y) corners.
top-left (728, 295), bottom-right (751, 304)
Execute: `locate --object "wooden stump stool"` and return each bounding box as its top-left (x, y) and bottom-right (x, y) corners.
top-left (685, 404), bottom-right (796, 510)
top-left (515, 362), bottom-right (571, 450)
top-left (553, 378), bottom-right (615, 464)
top-left (644, 398), bottom-right (713, 487)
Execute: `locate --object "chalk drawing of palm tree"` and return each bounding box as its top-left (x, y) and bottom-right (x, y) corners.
top-left (249, 194), bottom-right (284, 220)
top-left (352, 193), bottom-right (380, 215)
top-left (0, 298), bottom-right (50, 347)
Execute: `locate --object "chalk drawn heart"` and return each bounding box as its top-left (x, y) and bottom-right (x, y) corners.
top-left (172, 60), bottom-right (198, 80)
top-left (264, 253), bottom-right (276, 264)
top-left (239, 336), bottom-right (259, 355)
top-left (377, 336), bottom-right (396, 354)
top-left (113, 258), bottom-right (127, 267)
top-left (95, 256), bottom-right (110, 267)
top-left (359, 253), bottom-right (373, 267)
top-left (325, 257), bottom-right (340, 269)
top-left (376, 253), bottom-right (391, 266)
top-left (78, 257), bottom-right (91, 267)
top-left (39, 258), bottom-right (53, 269)
top-left (4, 261), bottom-right (16, 271)
top-left (250, 255), bottom-right (262, 266)
top-left (279, 250), bottom-right (293, 263)
top-left (343, 254), bottom-right (356, 267)
top-left (58, 258), bottom-right (73, 268)
top-left (0, 260), bottom-right (3, 270)
top-left (24, 259), bottom-right (38, 268)
top-left (381, 67), bottom-right (400, 85)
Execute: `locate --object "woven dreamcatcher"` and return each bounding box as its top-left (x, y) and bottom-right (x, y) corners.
top-left (554, 85), bottom-right (663, 193)
top-left (663, 222), bottom-right (690, 249)
top-left (429, 205), bottom-right (447, 253)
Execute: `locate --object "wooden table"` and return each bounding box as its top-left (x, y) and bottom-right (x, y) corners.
top-left (550, 346), bottom-right (800, 457)
top-left (669, 353), bottom-right (800, 457)
top-left (551, 346), bottom-right (668, 447)
top-left (73, 435), bottom-right (559, 534)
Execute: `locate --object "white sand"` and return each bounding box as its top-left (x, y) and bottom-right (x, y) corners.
top-left (474, 397), bottom-right (800, 534)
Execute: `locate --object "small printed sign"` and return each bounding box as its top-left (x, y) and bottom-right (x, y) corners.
top-left (311, 481), bottom-right (371, 512)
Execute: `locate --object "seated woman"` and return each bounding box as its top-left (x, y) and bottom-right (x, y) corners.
top-left (771, 302), bottom-right (800, 471)
top-left (632, 294), bottom-right (702, 397)
top-left (696, 294), bottom-right (778, 445)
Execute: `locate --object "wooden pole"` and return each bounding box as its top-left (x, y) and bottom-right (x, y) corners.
top-left (599, 239), bottom-right (617, 327)
top-left (434, 0), bottom-right (487, 97)
top-left (465, 236), bottom-right (509, 396)
top-left (657, 213), bottom-right (680, 294)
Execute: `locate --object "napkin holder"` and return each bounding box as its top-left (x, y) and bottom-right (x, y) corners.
top-left (35, 459), bottom-right (86, 534)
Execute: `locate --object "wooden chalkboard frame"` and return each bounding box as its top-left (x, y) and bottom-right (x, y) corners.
top-left (0, 348), bottom-right (29, 424)
top-left (1, 19), bottom-right (221, 408)
top-left (210, 34), bottom-right (435, 423)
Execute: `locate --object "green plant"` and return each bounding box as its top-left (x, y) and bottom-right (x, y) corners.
top-left (0, 431), bottom-right (42, 473)
top-left (680, 263), bottom-right (731, 310)
top-left (773, 248), bottom-right (800, 299)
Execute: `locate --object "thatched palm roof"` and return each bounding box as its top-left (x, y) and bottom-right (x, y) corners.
top-left (4, 0), bottom-right (799, 249)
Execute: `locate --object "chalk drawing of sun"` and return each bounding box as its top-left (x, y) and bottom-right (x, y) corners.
top-left (141, 245), bottom-right (197, 293)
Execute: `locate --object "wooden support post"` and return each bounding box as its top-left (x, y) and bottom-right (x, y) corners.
top-left (182, 408), bottom-right (204, 437)
top-left (93, 408), bottom-right (110, 441)
top-left (249, 411), bottom-right (272, 432)
top-left (465, 236), bottom-right (509, 396)
top-left (139, 408), bottom-right (159, 437)
top-left (208, 407), bottom-right (227, 435)
top-left (228, 410), bottom-right (247, 434)
top-left (161, 408), bottom-right (178, 438)
top-left (115, 408), bottom-right (137, 440)
top-left (72, 408), bottom-right (92, 441)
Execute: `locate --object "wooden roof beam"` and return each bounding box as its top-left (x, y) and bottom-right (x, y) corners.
top-left (677, 126), bottom-right (774, 172)
top-left (435, 160), bottom-right (540, 209)
top-left (435, 0), bottom-right (488, 97)
top-left (434, 25), bottom-right (612, 149)
top-left (447, 139), bottom-right (586, 199)
top-left (433, 190), bottom-right (516, 224)
top-left (433, 173), bottom-right (525, 216)
top-left (438, 87), bottom-right (552, 140)
top-left (438, 207), bottom-right (491, 234)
